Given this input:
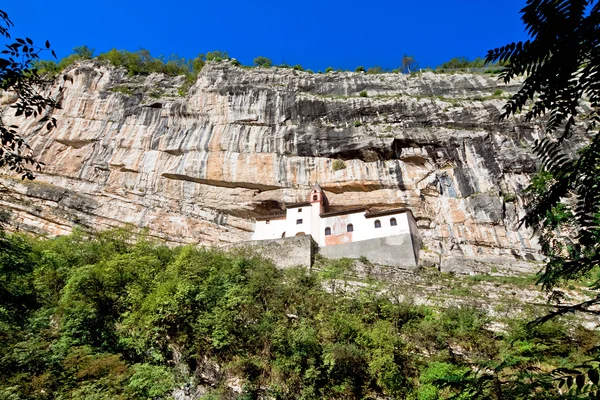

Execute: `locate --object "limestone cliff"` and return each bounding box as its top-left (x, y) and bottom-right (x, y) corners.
top-left (0, 60), bottom-right (543, 270)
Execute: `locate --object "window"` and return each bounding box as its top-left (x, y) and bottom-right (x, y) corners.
top-left (298, 208), bottom-right (302, 212)
top-left (296, 219), bottom-right (303, 224)
top-left (374, 220), bottom-right (381, 228)
top-left (325, 227), bottom-right (331, 236)
top-left (266, 220), bottom-right (270, 224)
top-left (313, 195), bottom-right (317, 201)
top-left (347, 223), bottom-right (354, 232)
top-left (390, 217), bottom-right (397, 226)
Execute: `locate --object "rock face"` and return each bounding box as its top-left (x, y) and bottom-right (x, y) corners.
top-left (0, 60), bottom-right (544, 269)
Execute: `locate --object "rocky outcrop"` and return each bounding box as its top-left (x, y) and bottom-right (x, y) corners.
top-left (0, 60), bottom-right (543, 269)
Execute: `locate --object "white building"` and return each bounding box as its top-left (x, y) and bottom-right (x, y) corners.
top-left (252, 184), bottom-right (418, 249)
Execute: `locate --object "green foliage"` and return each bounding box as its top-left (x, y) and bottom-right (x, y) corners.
top-left (366, 65), bottom-right (383, 74)
top-left (0, 9), bottom-right (60, 179)
top-left (292, 64), bottom-right (303, 71)
top-left (32, 45), bottom-right (97, 75)
top-left (359, 90), bottom-right (368, 97)
top-left (128, 364), bottom-right (176, 398)
top-left (97, 49), bottom-right (191, 77)
top-left (355, 66), bottom-right (365, 72)
top-left (31, 59), bottom-right (60, 75)
top-left (332, 159), bottom-right (346, 171)
top-left (205, 50), bottom-right (228, 62)
top-left (401, 54), bottom-right (418, 73)
top-left (0, 228), bottom-right (597, 399)
top-left (73, 45), bottom-right (95, 59)
top-left (107, 85), bottom-right (134, 96)
top-left (486, 1), bottom-right (600, 297)
top-left (437, 56), bottom-right (486, 71)
top-left (325, 66), bottom-right (334, 73)
top-left (253, 56), bottom-right (272, 68)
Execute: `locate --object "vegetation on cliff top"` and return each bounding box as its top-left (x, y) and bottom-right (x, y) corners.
top-left (1, 227), bottom-right (599, 399)
top-left (32, 44), bottom-right (505, 81)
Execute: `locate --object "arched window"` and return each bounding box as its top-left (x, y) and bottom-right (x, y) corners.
top-left (325, 227), bottom-right (332, 236)
top-left (347, 223), bottom-right (354, 232)
top-left (390, 217), bottom-right (397, 226)
top-left (313, 195), bottom-right (318, 201)
top-left (374, 220), bottom-right (381, 228)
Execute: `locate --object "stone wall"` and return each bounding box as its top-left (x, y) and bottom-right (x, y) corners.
top-left (225, 235), bottom-right (317, 269)
top-left (319, 233), bottom-right (420, 268)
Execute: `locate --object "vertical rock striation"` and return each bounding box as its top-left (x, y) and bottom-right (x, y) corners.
top-left (0, 60), bottom-right (543, 270)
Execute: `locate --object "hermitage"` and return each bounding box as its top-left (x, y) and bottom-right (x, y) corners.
top-left (252, 184), bottom-right (419, 250)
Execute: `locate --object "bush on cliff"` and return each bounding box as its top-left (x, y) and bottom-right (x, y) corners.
top-left (253, 56), bottom-right (272, 68)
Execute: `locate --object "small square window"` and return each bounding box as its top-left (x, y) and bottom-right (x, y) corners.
top-left (298, 208), bottom-right (302, 212)
top-left (266, 220), bottom-right (270, 224)
top-left (296, 219), bottom-right (303, 224)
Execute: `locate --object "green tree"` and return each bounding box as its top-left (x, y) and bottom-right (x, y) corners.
top-left (205, 50), bottom-right (229, 62)
top-left (253, 56), bottom-right (272, 68)
top-left (73, 45), bottom-right (95, 59)
top-left (401, 54), bottom-right (417, 73)
top-left (485, 0), bottom-right (600, 306)
top-left (0, 10), bottom-right (60, 179)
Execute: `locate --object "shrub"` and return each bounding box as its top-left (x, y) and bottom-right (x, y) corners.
top-left (325, 66), bottom-right (334, 73)
top-left (127, 364), bottom-right (176, 398)
top-left (205, 50), bottom-right (229, 62)
top-left (359, 90), bottom-right (368, 97)
top-left (108, 85), bottom-right (134, 96)
top-left (292, 64), bottom-right (304, 71)
top-left (73, 45), bottom-right (95, 59)
top-left (332, 159), bottom-right (346, 171)
top-left (355, 66), bottom-right (365, 72)
top-left (354, 120), bottom-right (363, 127)
top-left (253, 56), bottom-right (272, 68)
top-left (31, 59), bottom-right (60, 75)
top-left (366, 66), bottom-right (383, 74)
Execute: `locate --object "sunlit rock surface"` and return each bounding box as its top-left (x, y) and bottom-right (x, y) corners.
top-left (0, 60), bottom-right (543, 270)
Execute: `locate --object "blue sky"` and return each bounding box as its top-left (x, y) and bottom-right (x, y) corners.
top-left (4, 1), bottom-right (529, 71)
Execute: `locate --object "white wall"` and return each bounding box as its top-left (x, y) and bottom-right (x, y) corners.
top-left (252, 218), bottom-right (286, 240)
top-left (253, 207), bottom-right (415, 248)
top-left (319, 211), bottom-right (412, 246)
top-left (284, 206), bottom-right (313, 238)
top-left (319, 211), bottom-right (365, 246)
top-left (365, 213), bottom-right (411, 240)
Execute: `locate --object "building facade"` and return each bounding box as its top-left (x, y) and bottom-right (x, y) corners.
top-left (252, 184), bottom-right (419, 251)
